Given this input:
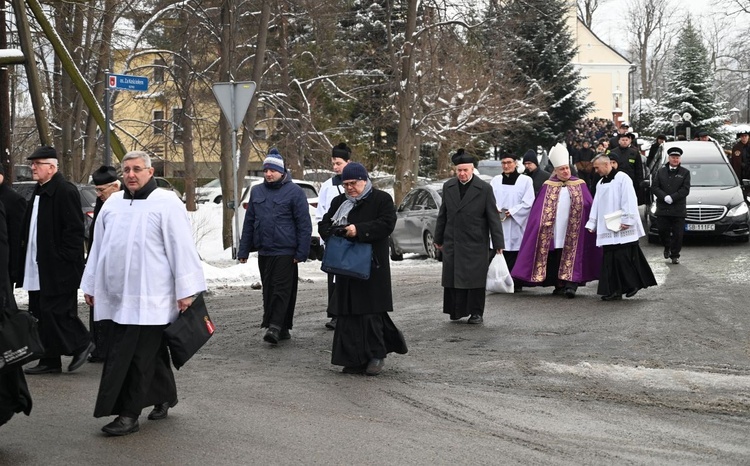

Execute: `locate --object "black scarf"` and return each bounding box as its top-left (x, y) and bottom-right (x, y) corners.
top-left (501, 171), bottom-right (520, 185)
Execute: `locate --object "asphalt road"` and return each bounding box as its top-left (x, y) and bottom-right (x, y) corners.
top-left (2, 237), bottom-right (749, 465)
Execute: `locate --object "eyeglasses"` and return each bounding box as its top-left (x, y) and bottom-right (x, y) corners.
top-left (95, 183), bottom-right (115, 193)
top-left (342, 181), bottom-right (361, 188)
top-left (31, 161), bottom-right (53, 167)
top-left (122, 166), bottom-right (148, 174)
top-left (500, 161), bottom-right (515, 165)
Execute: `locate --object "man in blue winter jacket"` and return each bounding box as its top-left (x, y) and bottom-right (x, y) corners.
top-left (238, 148), bottom-right (312, 344)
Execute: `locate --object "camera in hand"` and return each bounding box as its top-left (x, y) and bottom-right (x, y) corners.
top-left (332, 225), bottom-right (349, 237)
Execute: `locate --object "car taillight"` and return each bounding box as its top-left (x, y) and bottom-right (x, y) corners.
top-left (86, 211), bottom-right (94, 219)
top-left (242, 202), bottom-right (248, 210)
top-left (310, 201), bottom-right (318, 208)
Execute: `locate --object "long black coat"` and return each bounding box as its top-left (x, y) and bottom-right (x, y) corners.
top-left (652, 165), bottom-right (691, 217)
top-left (19, 172), bottom-right (85, 295)
top-left (524, 167), bottom-right (551, 196)
top-left (0, 183), bottom-right (27, 284)
top-left (319, 188), bottom-right (396, 315)
top-left (434, 176), bottom-right (504, 289)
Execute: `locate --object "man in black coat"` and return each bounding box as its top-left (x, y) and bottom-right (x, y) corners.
top-left (434, 149), bottom-right (504, 324)
top-left (522, 149), bottom-right (550, 195)
top-left (0, 163), bottom-right (27, 288)
top-left (609, 133), bottom-right (646, 204)
top-left (19, 146), bottom-right (93, 375)
top-left (651, 146), bottom-right (691, 264)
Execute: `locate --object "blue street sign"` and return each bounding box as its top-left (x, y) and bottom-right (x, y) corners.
top-left (108, 74), bottom-right (149, 91)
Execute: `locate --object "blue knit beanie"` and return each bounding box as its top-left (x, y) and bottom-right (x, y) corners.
top-left (522, 150), bottom-right (537, 165)
top-left (263, 148), bottom-right (285, 173)
top-left (341, 162), bottom-right (368, 181)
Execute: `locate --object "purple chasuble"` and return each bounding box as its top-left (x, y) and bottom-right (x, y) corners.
top-left (512, 175), bottom-right (601, 284)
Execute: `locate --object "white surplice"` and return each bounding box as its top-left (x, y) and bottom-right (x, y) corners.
top-left (585, 171), bottom-right (645, 246)
top-left (80, 189), bottom-right (206, 325)
top-left (490, 174), bottom-right (535, 251)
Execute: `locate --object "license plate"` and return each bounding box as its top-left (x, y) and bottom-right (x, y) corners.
top-left (686, 223), bottom-right (715, 231)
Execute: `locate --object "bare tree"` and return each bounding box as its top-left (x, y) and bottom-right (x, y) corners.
top-left (578, 0), bottom-right (609, 28)
top-left (626, 0), bottom-right (676, 98)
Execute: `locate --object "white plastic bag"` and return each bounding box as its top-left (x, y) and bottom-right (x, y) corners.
top-left (486, 253), bottom-right (514, 294)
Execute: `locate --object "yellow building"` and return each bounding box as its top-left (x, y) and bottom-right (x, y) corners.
top-left (566, 6), bottom-right (634, 125)
top-left (111, 51), bottom-right (271, 178)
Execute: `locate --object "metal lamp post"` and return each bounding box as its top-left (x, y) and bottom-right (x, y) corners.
top-left (683, 112), bottom-right (692, 140)
top-left (637, 86), bottom-right (643, 133)
top-left (671, 113), bottom-right (681, 140)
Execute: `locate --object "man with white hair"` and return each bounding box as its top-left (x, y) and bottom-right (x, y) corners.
top-left (513, 144), bottom-right (601, 298)
top-left (20, 146), bottom-right (93, 376)
top-left (82, 151), bottom-right (206, 436)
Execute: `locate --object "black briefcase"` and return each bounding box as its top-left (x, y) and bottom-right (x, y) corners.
top-left (164, 293), bottom-right (215, 370)
top-left (0, 308), bottom-right (45, 373)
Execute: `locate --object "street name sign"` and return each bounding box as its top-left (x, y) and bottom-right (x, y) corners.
top-left (108, 74), bottom-right (149, 92)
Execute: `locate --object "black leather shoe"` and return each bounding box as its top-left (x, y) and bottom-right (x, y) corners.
top-left (467, 314), bottom-right (483, 324)
top-left (263, 327), bottom-right (280, 344)
top-left (601, 293), bottom-right (622, 301)
top-left (564, 288), bottom-right (576, 299)
top-left (342, 365), bottom-right (366, 374)
top-left (325, 317), bottom-right (337, 330)
top-left (24, 364), bottom-right (62, 375)
top-left (625, 288), bottom-right (639, 298)
top-left (87, 355), bottom-right (105, 363)
top-left (663, 248), bottom-right (669, 259)
top-left (552, 287), bottom-right (564, 296)
top-left (69, 341), bottom-right (96, 372)
top-left (102, 416), bottom-right (139, 436)
top-left (279, 328), bottom-right (291, 340)
top-left (365, 358), bottom-right (385, 376)
top-left (148, 399), bottom-right (178, 420)
top-left (514, 285), bottom-right (523, 293)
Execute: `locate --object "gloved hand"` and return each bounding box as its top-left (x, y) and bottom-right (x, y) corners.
top-left (664, 195), bottom-right (673, 204)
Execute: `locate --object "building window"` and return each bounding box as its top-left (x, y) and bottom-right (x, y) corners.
top-left (153, 110), bottom-right (165, 134)
top-left (254, 128), bottom-right (267, 140)
top-left (172, 107), bottom-right (184, 143)
top-left (153, 58), bottom-right (166, 83)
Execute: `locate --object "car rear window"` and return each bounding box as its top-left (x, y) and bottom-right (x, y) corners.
top-left (686, 163), bottom-right (736, 187)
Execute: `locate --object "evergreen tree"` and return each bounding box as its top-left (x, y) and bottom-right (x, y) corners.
top-left (498, 0), bottom-right (594, 154)
top-left (648, 19), bottom-right (725, 138)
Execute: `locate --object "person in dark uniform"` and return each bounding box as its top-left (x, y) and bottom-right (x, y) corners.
top-left (0, 163), bottom-right (27, 291)
top-left (86, 165), bottom-right (121, 363)
top-left (651, 147), bottom-right (691, 264)
top-left (522, 149), bottom-right (550, 195)
top-left (19, 146), bottom-right (94, 375)
top-left (730, 130), bottom-right (750, 184)
top-left (609, 132), bottom-right (646, 204)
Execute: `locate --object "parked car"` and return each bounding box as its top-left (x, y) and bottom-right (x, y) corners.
top-left (155, 177), bottom-right (182, 199)
top-left (234, 178), bottom-right (324, 260)
top-left (389, 182), bottom-right (444, 261)
top-left (12, 181), bottom-right (98, 254)
top-left (644, 141), bottom-right (750, 243)
top-left (188, 176), bottom-right (263, 204)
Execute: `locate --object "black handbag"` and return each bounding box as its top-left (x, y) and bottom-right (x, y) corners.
top-left (0, 309), bottom-right (44, 373)
top-left (321, 235), bottom-right (372, 280)
top-left (164, 293), bottom-right (215, 370)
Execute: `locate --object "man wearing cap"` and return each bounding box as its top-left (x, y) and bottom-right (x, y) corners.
top-left (573, 139), bottom-right (596, 189)
top-left (86, 165), bottom-right (121, 363)
top-left (608, 132), bottom-right (646, 204)
top-left (587, 154), bottom-right (657, 300)
top-left (513, 144), bottom-right (600, 298)
top-left (82, 151), bottom-right (206, 435)
top-left (522, 149), bottom-right (550, 195)
top-left (651, 147), bottom-right (691, 264)
top-left (19, 146), bottom-right (93, 375)
top-left (697, 131), bottom-right (712, 142)
top-left (238, 148), bottom-right (311, 344)
top-left (0, 163), bottom-right (27, 289)
top-left (315, 142), bottom-right (351, 330)
top-left (730, 130), bottom-right (750, 182)
top-left (434, 149), bottom-right (504, 324)
top-left (608, 122), bottom-right (632, 149)
top-left (490, 154), bottom-right (534, 292)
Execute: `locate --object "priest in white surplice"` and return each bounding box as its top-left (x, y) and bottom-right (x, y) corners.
top-left (586, 154), bottom-right (656, 301)
top-left (490, 154), bottom-right (534, 292)
top-left (81, 151), bottom-right (206, 437)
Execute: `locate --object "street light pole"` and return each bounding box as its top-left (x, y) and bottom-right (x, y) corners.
top-left (746, 85), bottom-right (750, 123)
top-left (638, 86), bottom-right (643, 133)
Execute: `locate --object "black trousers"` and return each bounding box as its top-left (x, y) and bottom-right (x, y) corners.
top-left (258, 255), bottom-right (298, 330)
top-left (657, 215), bottom-right (685, 259)
top-left (326, 273), bottom-right (335, 318)
top-left (94, 324), bottom-right (175, 418)
top-left (28, 291), bottom-right (91, 368)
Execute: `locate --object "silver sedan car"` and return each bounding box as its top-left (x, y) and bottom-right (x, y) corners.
top-left (389, 182), bottom-right (444, 261)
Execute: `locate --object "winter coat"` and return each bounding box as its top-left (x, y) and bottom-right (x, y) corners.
top-left (238, 173), bottom-right (312, 262)
top-left (609, 145), bottom-right (646, 204)
top-left (319, 188), bottom-right (396, 315)
top-left (524, 167), bottom-right (551, 196)
top-left (19, 172), bottom-right (85, 295)
top-left (0, 183), bottom-right (27, 284)
top-left (730, 141), bottom-right (750, 180)
top-left (434, 176), bottom-right (504, 289)
top-left (651, 165), bottom-right (691, 217)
